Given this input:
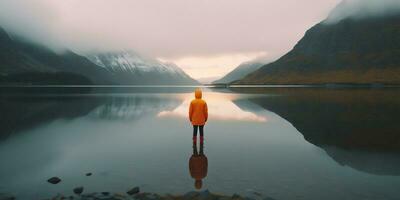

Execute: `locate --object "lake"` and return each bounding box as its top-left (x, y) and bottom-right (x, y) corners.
top-left (0, 87), bottom-right (400, 200)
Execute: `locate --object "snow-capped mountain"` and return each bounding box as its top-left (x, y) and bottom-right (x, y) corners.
top-left (87, 51), bottom-right (198, 85)
top-left (0, 25), bottom-right (197, 85)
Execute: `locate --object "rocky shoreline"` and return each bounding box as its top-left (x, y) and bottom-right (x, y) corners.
top-left (51, 190), bottom-right (263, 200)
top-left (1, 189), bottom-right (276, 200)
top-left (0, 172), bottom-right (276, 200)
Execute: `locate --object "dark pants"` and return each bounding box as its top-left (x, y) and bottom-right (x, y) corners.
top-left (193, 125), bottom-right (204, 137)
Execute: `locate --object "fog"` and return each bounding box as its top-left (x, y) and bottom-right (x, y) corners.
top-left (0, 0), bottom-right (340, 58)
top-left (1, 0), bottom-right (398, 57)
top-left (325, 0), bottom-right (400, 24)
top-left (0, 0), bottom-right (66, 51)
top-left (1, 0), bottom-right (399, 79)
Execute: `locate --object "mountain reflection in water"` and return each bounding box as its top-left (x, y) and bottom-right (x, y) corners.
top-left (90, 95), bottom-right (181, 121)
top-left (229, 87), bottom-right (400, 176)
top-left (0, 88), bottom-right (400, 200)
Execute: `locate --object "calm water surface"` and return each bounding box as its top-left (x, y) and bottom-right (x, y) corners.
top-left (0, 87), bottom-right (399, 200)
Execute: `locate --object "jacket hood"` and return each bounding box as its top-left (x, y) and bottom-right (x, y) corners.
top-left (195, 89), bottom-right (202, 99)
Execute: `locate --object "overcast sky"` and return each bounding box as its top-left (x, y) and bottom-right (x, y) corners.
top-left (0, 0), bottom-right (343, 79)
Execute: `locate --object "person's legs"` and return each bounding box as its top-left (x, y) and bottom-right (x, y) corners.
top-left (199, 142), bottom-right (204, 155)
top-left (199, 125), bottom-right (204, 144)
top-left (192, 142), bottom-right (198, 156)
top-left (193, 125), bottom-right (198, 143)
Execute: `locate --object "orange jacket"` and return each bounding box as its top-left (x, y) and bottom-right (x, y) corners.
top-left (189, 89), bottom-right (208, 125)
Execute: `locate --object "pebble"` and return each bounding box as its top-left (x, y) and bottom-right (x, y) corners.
top-left (47, 177), bottom-right (61, 184)
top-left (47, 190), bottom-right (256, 200)
top-left (73, 187), bottom-right (84, 195)
top-left (126, 187), bottom-right (140, 195)
top-left (86, 173), bottom-right (92, 176)
top-left (102, 192), bottom-right (110, 196)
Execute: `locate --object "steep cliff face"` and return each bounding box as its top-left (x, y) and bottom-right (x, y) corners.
top-left (237, 13), bottom-right (400, 84)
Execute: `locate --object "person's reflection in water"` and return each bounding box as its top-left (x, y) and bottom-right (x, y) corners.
top-left (189, 142), bottom-right (208, 190)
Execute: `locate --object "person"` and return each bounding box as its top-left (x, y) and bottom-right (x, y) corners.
top-left (189, 142), bottom-right (208, 189)
top-left (189, 88), bottom-right (208, 144)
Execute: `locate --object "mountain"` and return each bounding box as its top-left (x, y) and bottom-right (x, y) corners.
top-left (0, 27), bottom-right (113, 85)
top-left (213, 61), bottom-right (266, 84)
top-left (237, 5), bottom-right (400, 84)
top-left (0, 27), bottom-right (198, 85)
top-left (87, 51), bottom-right (198, 85)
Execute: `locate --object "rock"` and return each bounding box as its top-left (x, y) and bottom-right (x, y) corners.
top-left (102, 192), bottom-right (110, 196)
top-left (73, 187), bottom-right (84, 195)
top-left (47, 177), bottom-right (61, 184)
top-left (126, 187), bottom-right (140, 195)
top-left (86, 173), bottom-right (92, 176)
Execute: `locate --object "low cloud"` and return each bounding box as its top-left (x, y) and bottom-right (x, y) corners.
top-left (0, 0), bottom-right (339, 58)
top-left (325, 0), bottom-right (400, 24)
top-left (0, 0), bottom-right (66, 52)
top-left (0, 0), bottom-right (341, 79)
